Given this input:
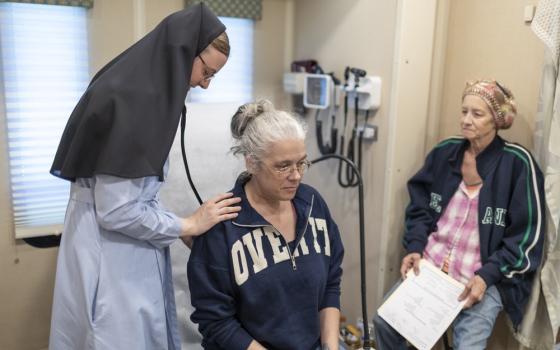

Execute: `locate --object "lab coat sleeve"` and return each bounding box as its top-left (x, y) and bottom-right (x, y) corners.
top-left (93, 175), bottom-right (182, 248)
top-left (476, 153), bottom-right (546, 288)
top-left (318, 195), bottom-right (344, 310)
top-left (402, 148), bottom-right (438, 254)
top-left (188, 224), bottom-right (254, 350)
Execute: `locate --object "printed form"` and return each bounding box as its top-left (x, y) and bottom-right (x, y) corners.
top-left (377, 259), bottom-right (467, 350)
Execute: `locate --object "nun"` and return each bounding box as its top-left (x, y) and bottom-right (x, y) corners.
top-left (48, 4), bottom-right (240, 350)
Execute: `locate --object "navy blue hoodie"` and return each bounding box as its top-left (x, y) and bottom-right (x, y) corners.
top-left (403, 135), bottom-right (545, 327)
top-left (188, 176), bottom-right (344, 350)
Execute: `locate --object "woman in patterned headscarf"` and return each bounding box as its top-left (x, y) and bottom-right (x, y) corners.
top-left (373, 80), bottom-right (546, 349)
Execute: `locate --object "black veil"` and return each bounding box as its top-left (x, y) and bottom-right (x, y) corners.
top-left (50, 3), bottom-right (225, 181)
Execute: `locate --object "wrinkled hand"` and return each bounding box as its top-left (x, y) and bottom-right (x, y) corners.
top-left (181, 192), bottom-right (241, 238)
top-left (400, 252), bottom-right (421, 279)
top-left (458, 275), bottom-right (487, 309)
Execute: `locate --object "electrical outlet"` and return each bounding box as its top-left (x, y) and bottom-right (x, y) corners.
top-left (357, 124), bottom-right (377, 142)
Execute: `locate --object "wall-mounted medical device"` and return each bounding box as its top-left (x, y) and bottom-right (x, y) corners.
top-left (303, 73), bottom-right (333, 109)
top-left (345, 75), bottom-right (382, 111)
top-left (283, 72), bottom-right (306, 94)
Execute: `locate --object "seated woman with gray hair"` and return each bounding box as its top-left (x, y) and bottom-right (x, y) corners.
top-left (188, 100), bottom-right (344, 350)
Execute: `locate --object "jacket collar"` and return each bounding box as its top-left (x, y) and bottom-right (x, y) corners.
top-left (449, 135), bottom-right (504, 178)
top-left (230, 174), bottom-right (315, 234)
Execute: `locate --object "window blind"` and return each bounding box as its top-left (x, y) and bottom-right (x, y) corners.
top-left (188, 16), bottom-right (254, 104)
top-left (185, 0), bottom-right (262, 21)
top-left (0, 0), bottom-right (94, 9)
top-left (0, 2), bottom-right (89, 238)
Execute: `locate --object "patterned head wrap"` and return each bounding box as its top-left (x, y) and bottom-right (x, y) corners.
top-left (462, 80), bottom-right (517, 129)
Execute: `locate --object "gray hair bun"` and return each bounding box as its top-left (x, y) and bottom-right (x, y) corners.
top-left (231, 99), bottom-right (275, 139)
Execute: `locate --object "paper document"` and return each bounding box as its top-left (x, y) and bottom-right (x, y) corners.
top-left (377, 259), bottom-right (466, 350)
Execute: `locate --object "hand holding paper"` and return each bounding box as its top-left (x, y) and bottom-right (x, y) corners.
top-left (400, 252), bottom-right (421, 279)
top-left (377, 259), bottom-right (467, 350)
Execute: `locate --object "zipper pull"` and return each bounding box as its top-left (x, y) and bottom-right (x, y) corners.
top-left (290, 255), bottom-right (297, 270)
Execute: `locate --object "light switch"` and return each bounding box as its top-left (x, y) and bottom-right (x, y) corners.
top-left (524, 5), bottom-right (536, 23)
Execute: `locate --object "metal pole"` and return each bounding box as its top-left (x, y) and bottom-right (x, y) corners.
top-left (311, 154), bottom-right (373, 349)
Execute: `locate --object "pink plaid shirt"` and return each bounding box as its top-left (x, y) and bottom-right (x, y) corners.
top-left (423, 182), bottom-right (482, 285)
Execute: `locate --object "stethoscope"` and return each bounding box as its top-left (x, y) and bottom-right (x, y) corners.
top-left (180, 105), bottom-right (203, 205)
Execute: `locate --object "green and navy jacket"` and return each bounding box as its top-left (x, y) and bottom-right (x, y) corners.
top-left (403, 135), bottom-right (545, 327)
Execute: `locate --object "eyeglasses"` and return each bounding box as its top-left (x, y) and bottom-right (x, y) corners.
top-left (198, 55), bottom-right (216, 82)
top-left (268, 159), bottom-right (312, 177)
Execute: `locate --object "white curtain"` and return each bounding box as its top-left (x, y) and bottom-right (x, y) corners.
top-left (515, 1), bottom-right (560, 348)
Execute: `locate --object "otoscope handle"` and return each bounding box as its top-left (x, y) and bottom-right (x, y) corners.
top-left (350, 67), bottom-right (367, 78)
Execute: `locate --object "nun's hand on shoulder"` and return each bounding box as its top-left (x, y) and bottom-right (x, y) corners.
top-left (180, 192), bottom-right (241, 237)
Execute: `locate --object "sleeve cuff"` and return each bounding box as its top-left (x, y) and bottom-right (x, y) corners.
top-left (146, 214), bottom-right (181, 249)
top-left (406, 240), bottom-right (425, 255)
top-left (475, 263), bottom-right (502, 287)
top-left (170, 214), bottom-right (182, 237)
top-left (320, 292), bottom-right (341, 310)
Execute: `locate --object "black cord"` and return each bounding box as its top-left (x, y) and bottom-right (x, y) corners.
top-left (337, 94), bottom-right (352, 187)
top-left (356, 109), bottom-right (370, 178)
top-left (330, 109), bottom-right (338, 153)
top-left (345, 127), bottom-right (357, 184)
top-left (353, 94), bottom-right (362, 176)
top-left (311, 154), bottom-right (372, 349)
top-left (180, 105), bottom-right (203, 205)
top-left (340, 94), bottom-right (360, 187)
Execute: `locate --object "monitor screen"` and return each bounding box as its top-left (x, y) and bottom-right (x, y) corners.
top-left (304, 75), bottom-right (330, 109)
